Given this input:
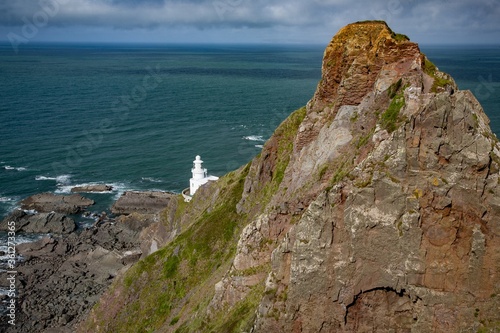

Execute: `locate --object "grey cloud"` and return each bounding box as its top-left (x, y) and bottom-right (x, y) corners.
top-left (0, 0), bottom-right (498, 43)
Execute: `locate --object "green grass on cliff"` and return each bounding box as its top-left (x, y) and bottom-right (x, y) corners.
top-left (381, 92), bottom-right (405, 133)
top-left (244, 106), bottom-right (307, 211)
top-left (423, 57), bottom-right (453, 92)
top-left (273, 106), bottom-right (306, 185)
top-left (86, 165), bottom-right (252, 333)
top-left (88, 106), bottom-right (309, 333)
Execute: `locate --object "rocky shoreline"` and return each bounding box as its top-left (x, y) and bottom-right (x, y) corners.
top-left (0, 186), bottom-right (175, 333)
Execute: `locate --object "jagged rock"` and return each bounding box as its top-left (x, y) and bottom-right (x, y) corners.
top-left (2, 222), bottom-right (142, 333)
top-left (20, 192), bottom-right (95, 215)
top-left (111, 191), bottom-right (173, 215)
top-left (1, 210), bottom-right (76, 234)
top-left (80, 21), bottom-right (500, 333)
top-left (70, 184), bottom-right (113, 193)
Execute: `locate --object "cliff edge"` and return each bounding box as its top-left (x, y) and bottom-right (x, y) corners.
top-left (81, 21), bottom-right (500, 333)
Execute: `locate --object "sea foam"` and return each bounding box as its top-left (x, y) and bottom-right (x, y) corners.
top-left (243, 135), bottom-right (265, 142)
top-left (35, 174), bottom-right (72, 184)
top-left (141, 177), bottom-right (164, 183)
top-left (4, 165), bottom-right (27, 171)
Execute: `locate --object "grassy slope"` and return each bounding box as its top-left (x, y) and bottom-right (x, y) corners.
top-left (82, 107), bottom-right (308, 333)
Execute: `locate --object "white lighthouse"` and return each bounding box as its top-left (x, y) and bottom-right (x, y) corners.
top-left (183, 155), bottom-right (219, 202)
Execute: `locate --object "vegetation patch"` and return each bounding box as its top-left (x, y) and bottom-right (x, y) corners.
top-left (175, 283), bottom-right (265, 333)
top-left (380, 93), bottom-right (405, 133)
top-left (248, 106), bottom-right (307, 209)
top-left (356, 127), bottom-right (375, 149)
top-left (329, 158), bottom-right (353, 187)
top-left (388, 78), bottom-right (402, 99)
top-left (273, 106), bottom-right (306, 184)
top-left (317, 164), bottom-right (329, 180)
top-left (392, 32), bottom-right (410, 42)
top-left (207, 283), bottom-right (265, 333)
top-left (423, 57), bottom-right (452, 92)
top-left (87, 165), bottom-right (251, 333)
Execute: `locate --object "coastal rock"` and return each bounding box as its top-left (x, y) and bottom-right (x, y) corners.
top-left (2, 222), bottom-right (142, 333)
top-left (20, 192), bottom-right (95, 215)
top-left (78, 21), bottom-right (500, 333)
top-left (111, 191), bottom-right (173, 215)
top-left (70, 184), bottom-right (113, 193)
top-left (1, 210), bottom-right (76, 234)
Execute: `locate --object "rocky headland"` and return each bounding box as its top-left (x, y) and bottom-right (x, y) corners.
top-left (81, 21), bottom-right (499, 333)
top-left (3, 21), bottom-right (500, 333)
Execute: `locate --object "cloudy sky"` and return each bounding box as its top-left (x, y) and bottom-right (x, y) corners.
top-left (0, 0), bottom-right (499, 45)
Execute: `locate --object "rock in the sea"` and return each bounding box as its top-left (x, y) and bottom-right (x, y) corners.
top-left (111, 191), bottom-right (173, 215)
top-left (1, 210), bottom-right (76, 234)
top-left (71, 184), bottom-right (113, 193)
top-left (20, 192), bottom-right (94, 214)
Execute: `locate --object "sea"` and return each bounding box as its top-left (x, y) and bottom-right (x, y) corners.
top-left (0, 43), bottom-right (499, 248)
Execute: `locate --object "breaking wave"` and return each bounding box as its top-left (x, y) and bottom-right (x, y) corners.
top-left (4, 165), bottom-right (27, 171)
top-left (243, 135), bottom-right (265, 142)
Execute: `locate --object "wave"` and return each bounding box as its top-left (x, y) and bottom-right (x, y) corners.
top-left (56, 182), bottom-right (115, 194)
top-left (141, 177), bottom-right (164, 183)
top-left (231, 124), bottom-right (248, 130)
top-left (0, 233), bottom-right (45, 248)
top-left (111, 183), bottom-right (131, 200)
top-left (4, 165), bottom-right (27, 171)
top-left (35, 174), bottom-right (71, 184)
top-left (0, 196), bottom-right (19, 213)
top-left (54, 181), bottom-right (129, 199)
top-left (243, 135), bottom-right (265, 142)
top-left (254, 145), bottom-right (264, 149)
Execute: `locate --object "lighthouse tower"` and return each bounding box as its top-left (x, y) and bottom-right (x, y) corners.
top-left (189, 155), bottom-right (218, 196)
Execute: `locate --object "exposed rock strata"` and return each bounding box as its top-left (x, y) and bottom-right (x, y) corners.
top-left (111, 191), bottom-right (173, 215)
top-left (71, 184), bottom-right (113, 193)
top-left (20, 193), bottom-right (94, 215)
top-left (0, 210), bottom-right (76, 234)
top-left (0, 222), bottom-right (141, 333)
top-left (81, 21), bottom-right (500, 332)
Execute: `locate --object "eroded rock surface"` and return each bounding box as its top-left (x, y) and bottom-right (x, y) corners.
top-left (71, 185), bottom-right (113, 193)
top-left (0, 210), bottom-right (76, 234)
top-left (111, 191), bottom-right (173, 215)
top-left (20, 193), bottom-right (95, 215)
top-left (81, 21), bottom-right (500, 333)
top-left (0, 222), bottom-right (141, 333)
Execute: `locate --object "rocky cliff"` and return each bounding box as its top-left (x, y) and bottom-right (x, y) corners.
top-left (81, 21), bottom-right (500, 332)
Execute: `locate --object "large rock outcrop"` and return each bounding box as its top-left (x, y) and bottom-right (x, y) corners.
top-left (111, 191), bottom-right (173, 215)
top-left (0, 210), bottom-right (76, 234)
top-left (0, 223), bottom-right (142, 333)
top-left (20, 192), bottom-right (95, 215)
top-left (81, 21), bottom-right (500, 333)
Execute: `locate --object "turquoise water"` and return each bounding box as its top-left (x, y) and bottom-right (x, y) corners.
top-left (0, 43), bottom-right (323, 219)
top-left (0, 43), bottom-right (499, 221)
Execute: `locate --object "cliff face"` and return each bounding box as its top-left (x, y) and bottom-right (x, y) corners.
top-left (82, 21), bottom-right (500, 332)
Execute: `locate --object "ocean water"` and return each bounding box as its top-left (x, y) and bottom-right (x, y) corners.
top-left (0, 43), bottom-right (499, 223)
top-left (0, 43), bottom-right (323, 220)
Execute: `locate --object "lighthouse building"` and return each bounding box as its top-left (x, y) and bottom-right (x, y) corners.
top-left (184, 156), bottom-right (218, 201)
